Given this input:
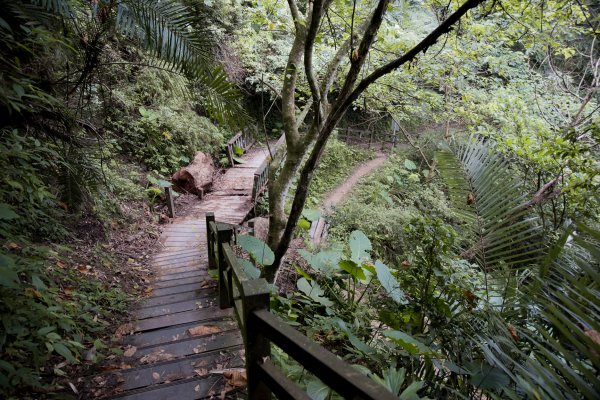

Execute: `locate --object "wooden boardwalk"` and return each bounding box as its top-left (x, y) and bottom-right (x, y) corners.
top-left (99, 145), bottom-right (270, 399)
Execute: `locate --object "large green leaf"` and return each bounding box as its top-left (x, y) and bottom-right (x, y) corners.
top-left (349, 230), bottom-right (372, 263)
top-left (339, 259), bottom-right (366, 280)
top-left (298, 218), bottom-right (311, 230)
top-left (334, 318), bottom-right (375, 355)
top-left (233, 145), bottom-right (244, 156)
top-left (306, 378), bottom-right (330, 400)
top-left (297, 278), bottom-right (333, 307)
top-left (468, 364), bottom-right (510, 390)
top-left (302, 208), bottom-right (321, 222)
top-left (384, 330), bottom-right (435, 356)
top-left (298, 249), bottom-right (341, 275)
top-left (0, 203), bottom-right (18, 220)
top-left (237, 235), bottom-right (274, 266)
top-left (0, 254), bottom-right (19, 288)
top-left (375, 261), bottom-right (407, 304)
top-left (404, 159), bottom-right (417, 170)
top-left (52, 342), bottom-right (77, 363)
top-left (237, 258), bottom-right (260, 279)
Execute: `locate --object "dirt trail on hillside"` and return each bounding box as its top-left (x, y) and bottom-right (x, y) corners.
top-left (321, 152), bottom-right (387, 214)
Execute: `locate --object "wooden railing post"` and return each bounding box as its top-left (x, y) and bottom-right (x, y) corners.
top-left (164, 186), bottom-right (175, 218)
top-left (217, 224), bottom-right (234, 309)
top-left (242, 279), bottom-right (271, 400)
top-left (252, 174), bottom-right (259, 203)
top-left (206, 213), bottom-right (215, 269)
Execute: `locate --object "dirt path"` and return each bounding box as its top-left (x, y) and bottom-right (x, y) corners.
top-left (321, 153), bottom-right (388, 214)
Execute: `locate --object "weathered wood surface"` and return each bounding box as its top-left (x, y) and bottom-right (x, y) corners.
top-left (96, 145), bottom-right (270, 399)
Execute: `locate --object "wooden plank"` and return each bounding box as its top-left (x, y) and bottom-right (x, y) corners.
top-left (117, 346), bottom-right (244, 391)
top-left (134, 306), bottom-right (232, 332)
top-left (106, 375), bottom-right (224, 400)
top-left (159, 245), bottom-right (201, 251)
top-left (136, 297), bottom-right (216, 320)
top-left (140, 288), bottom-right (218, 309)
top-left (152, 250), bottom-right (202, 262)
top-left (124, 320), bottom-right (238, 348)
top-left (129, 330), bottom-right (243, 360)
top-left (152, 255), bottom-right (203, 266)
top-left (153, 274), bottom-right (210, 289)
top-left (155, 270), bottom-right (205, 282)
top-left (155, 265), bottom-right (204, 276)
top-left (153, 257), bottom-right (204, 268)
top-left (150, 281), bottom-right (215, 298)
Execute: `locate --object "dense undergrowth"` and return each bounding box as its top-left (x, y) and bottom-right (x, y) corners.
top-left (263, 129), bottom-right (600, 399)
top-left (0, 1), bottom-right (240, 397)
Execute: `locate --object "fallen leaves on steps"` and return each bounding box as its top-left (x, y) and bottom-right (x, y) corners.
top-left (187, 324), bottom-right (221, 336)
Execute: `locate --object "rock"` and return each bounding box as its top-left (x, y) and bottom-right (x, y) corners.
top-left (172, 152), bottom-right (215, 197)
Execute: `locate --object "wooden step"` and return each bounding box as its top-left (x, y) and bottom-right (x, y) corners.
top-left (134, 306), bottom-right (232, 332)
top-left (136, 297), bottom-right (216, 320)
top-left (124, 320), bottom-right (238, 348)
top-left (114, 346), bottom-right (244, 392)
top-left (140, 288), bottom-right (218, 309)
top-left (127, 330), bottom-right (243, 362)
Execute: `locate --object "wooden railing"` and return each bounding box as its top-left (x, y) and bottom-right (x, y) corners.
top-left (252, 158), bottom-right (269, 203)
top-left (251, 134), bottom-right (286, 204)
top-left (206, 213), bottom-right (398, 400)
top-left (339, 127), bottom-right (398, 151)
top-left (227, 129), bottom-right (255, 167)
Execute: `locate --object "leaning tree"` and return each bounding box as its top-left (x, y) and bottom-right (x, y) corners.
top-left (264, 0), bottom-right (487, 280)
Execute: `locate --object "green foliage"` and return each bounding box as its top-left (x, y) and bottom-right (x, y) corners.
top-left (329, 153), bottom-right (454, 260)
top-left (0, 244), bottom-right (129, 396)
top-left (0, 130), bottom-right (67, 240)
top-left (107, 68), bottom-right (226, 174)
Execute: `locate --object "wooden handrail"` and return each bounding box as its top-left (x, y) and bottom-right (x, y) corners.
top-left (206, 213), bottom-right (399, 400)
top-left (339, 127), bottom-right (399, 152)
top-left (251, 309), bottom-right (399, 400)
top-left (251, 133), bottom-right (286, 204)
top-left (227, 129), bottom-right (255, 167)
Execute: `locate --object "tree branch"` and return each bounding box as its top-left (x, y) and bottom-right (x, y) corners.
top-left (304, 0), bottom-right (325, 125)
top-left (287, 0), bottom-right (303, 30)
top-left (340, 0), bottom-right (485, 113)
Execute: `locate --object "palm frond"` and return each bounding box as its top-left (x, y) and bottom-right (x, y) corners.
top-left (479, 224), bottom-right (600, 399)
top-left (30, 0), bottom-right (72, 16)
top-left (116, 0), bottom-right (210, 71)
top-left (197, 66), bottom-right (249, 128)
top-left (115, 0), bottom-right (248, 127)
top-left (56, 141), bottom-right (102, 210)
top-left (436, 137), bottom-right (544, 274)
